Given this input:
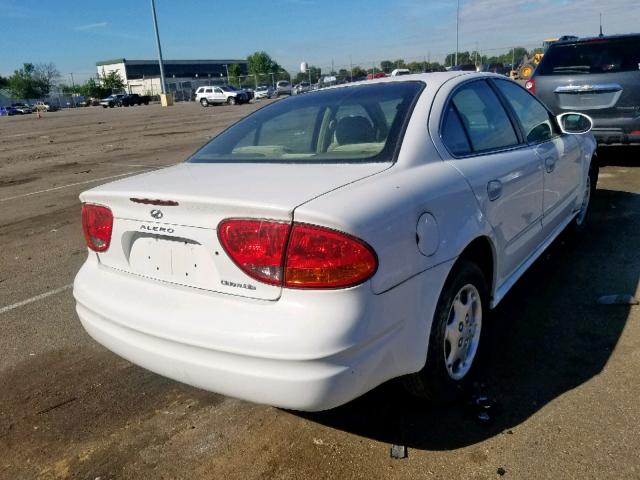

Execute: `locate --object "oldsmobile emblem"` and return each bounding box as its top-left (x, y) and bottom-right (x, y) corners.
top-left (150, 209), bottom-right (163, 219)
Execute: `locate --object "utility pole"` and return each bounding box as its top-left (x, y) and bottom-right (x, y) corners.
top-left (223, 64), bottom-right (229, 85)
top-left (69, 73), bottom-right (76, 107)
top-left (455, 0), bottom-right (460, 66)
top-left (349, 55), bottom-right (353, 82)
top-left (150, 0), bottom-right (167, 97)
top-left (511, 47), bottom-right (515, 70)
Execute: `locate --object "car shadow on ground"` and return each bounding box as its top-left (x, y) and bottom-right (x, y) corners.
top-left (297, 187), bottom-right (640, 450)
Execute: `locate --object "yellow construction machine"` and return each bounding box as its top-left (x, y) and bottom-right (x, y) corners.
top-left (510, 36), bottom-right (578, 80)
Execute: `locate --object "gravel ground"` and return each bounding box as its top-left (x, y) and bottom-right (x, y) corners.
top-left (0, 103), bottom-right (638, 480)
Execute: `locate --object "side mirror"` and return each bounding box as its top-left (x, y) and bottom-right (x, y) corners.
top-left (556, 112), bottom-right (593, 134)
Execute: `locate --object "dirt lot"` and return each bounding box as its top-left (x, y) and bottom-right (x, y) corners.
top-left (1, 103), bottom-right (639, 480)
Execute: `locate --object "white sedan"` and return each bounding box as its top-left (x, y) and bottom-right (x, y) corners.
top-left (74, 72), bottom-right (597, 411)
top-left (254, 85), bottom-right (274, 99)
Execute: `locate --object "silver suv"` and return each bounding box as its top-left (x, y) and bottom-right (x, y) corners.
top-left (529, 34), bottom-right (640, 146)
top-left (275, 80), bottom-right (292, 96)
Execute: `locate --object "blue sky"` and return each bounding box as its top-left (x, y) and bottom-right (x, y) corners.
top-left (1, 0), bottom-right (637, 81)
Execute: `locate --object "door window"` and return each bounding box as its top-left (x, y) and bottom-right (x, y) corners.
top-left (494, 79), bottom-right (557, 143)
top-left (450, 81), bottom-right (519, 152)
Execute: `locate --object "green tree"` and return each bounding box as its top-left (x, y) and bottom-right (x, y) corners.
top-left (380, 60), bottom-right (394, 73)
top-left (78, 78), bottom-right (109, 98)
top-left (101, 71), bottom-right (125, 91)
top-left (8, 63), bottom-right (50, 98)
top-left (227, 63), bottom-right (242, 84)
top-left (293, 66), bottom-right (321, 84)
top-left (0, 75), bottom-right (8, 88)
top-left (247, 51), bottom-right (279, 77)
top-left (351, 66), bottom-right (367, 79)
top-left (34, 63), bottom-right (60, 94)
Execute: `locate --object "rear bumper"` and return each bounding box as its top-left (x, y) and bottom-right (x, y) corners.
top-left (592, 129), bottom-right (640, 146)
top-left (73, 257), bottom-right (447, 411)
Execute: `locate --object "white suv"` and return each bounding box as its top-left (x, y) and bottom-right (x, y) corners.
top-left (195, 85), bottom-right (248, 106)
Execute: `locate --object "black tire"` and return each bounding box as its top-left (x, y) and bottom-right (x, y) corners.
top-left (227, 97), bottom-right (237, 105)
top-left (102, 105), bottom-right (107, 109)
top-left (109, 103), bottom-right (114, 108)
top-left (570, 158), bottom-right (599, 233)
top-left (200, 98), bottom-right (209, 107)
top-left (403, 260), bottom-right (489, 403)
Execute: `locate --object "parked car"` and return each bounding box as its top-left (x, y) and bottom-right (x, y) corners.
top-left (451, 64), bottom-right (478, 71)
top-left (11, 103), bottom-right (33, 114)
top-left (366, 72), bottom-right (387, 80)
top-left (391, 68), bottom-right (411, 76)
top-left (100, 94), bottom-right (125, 108)
top-left (121, 94), bottom-right (151, 106)
top-left (227, 85), bottom-right (253, 102)
top-left (479, 63), bottom-right (506, 75)
top-left (254, 85), bottom-right (274, 99)
top-left (0, 106), bottom-right (18, 116)
top-left (33, 101), bottom-right (59, 112)
top-left (74, 72), bottom-right (597, 412)
top-left (195, 85), bottom-right (249, 106)
top-left (275, 80), bottom-right (292, 96)
top-left (294, 81), bottom-right (311, 94)
top-left (528, 33), bottom-right (640, 145)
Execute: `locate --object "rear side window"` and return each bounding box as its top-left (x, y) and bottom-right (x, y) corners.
top-left (441, 104), bottom-right (471, 156)
top-left (494, 79), bottom-right (557, 143)
top-left (449, 81), bottom-right (519, 153)
top-left (538, 37), bottom-right (640, 75)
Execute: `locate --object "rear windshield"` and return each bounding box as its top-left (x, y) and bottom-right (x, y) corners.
top-left (188, 82), bottom-right (423, 164)
top-left (538, 37), bottom-right (640, 75)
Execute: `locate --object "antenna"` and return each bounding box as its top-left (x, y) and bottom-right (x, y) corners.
top-left (599, 12), bottom-right (603, 37)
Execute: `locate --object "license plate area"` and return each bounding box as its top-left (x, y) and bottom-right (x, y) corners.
top-left (128, 233), bottom-right (217, 289)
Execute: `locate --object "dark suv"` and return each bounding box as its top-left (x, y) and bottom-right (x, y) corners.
top-left (528, 34), bottom-right (640, 145)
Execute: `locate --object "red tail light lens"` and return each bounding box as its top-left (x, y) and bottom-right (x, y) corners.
top-left (285, 224), bottom-right (377, 289)
top-left (81, 204), bottom-right (113, 252)
top-left (218, 219), bottom-right (290, 285)
top-left (525, 79), bottom-right (535, 94)
top-left (218, 219), bottom-right (377, 289)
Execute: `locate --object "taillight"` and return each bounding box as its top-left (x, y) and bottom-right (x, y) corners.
top-left (218, 219), bottom-right (290, 285)
top-left (81, 204), bottom-right (113, 252)
top-left (284, 223), bottom-right (377, 289)
top-left (218, 219), bottom-right (377, 289)
top-left (525, 79), bottom-right (535, 94)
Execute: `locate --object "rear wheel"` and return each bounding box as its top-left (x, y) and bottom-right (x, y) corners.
top-left (403, 260), bottom-right (488, 403)
top-left (200, 98), bottom-right (209, 107)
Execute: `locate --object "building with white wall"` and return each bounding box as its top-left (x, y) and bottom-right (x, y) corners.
top-left (96, 58), bottom-right (249, 99)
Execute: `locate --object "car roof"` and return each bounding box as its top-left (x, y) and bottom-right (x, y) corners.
top-left (554, 32), bottom-right (640, 45)
top-left (324, 71), bottom-right (485, 90)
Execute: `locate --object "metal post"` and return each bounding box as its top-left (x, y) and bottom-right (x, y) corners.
top-left (224, 64), bottom-right (229, 85)
top-left (150, 0), bottom-right (167, 95)
top-left (455, 0), bottom-right (460, 66)
top-left (349, 55), bottom-right (353, 82)
top-left (69, 73), bottom-right (76, 107)
top-left (512, 47), bottom-right (515, 70)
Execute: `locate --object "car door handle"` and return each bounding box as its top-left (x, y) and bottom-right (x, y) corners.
top-left (487, 180), bottom-right (502, 201)
top-left (544, 156), bottom-right (556, 173)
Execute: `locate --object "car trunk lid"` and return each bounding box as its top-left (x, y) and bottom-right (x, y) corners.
top-left (80, 162), bottom-right (388, 300)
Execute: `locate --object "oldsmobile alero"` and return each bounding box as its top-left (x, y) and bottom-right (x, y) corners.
top-left (74, 72), bottom-right (597, 411)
